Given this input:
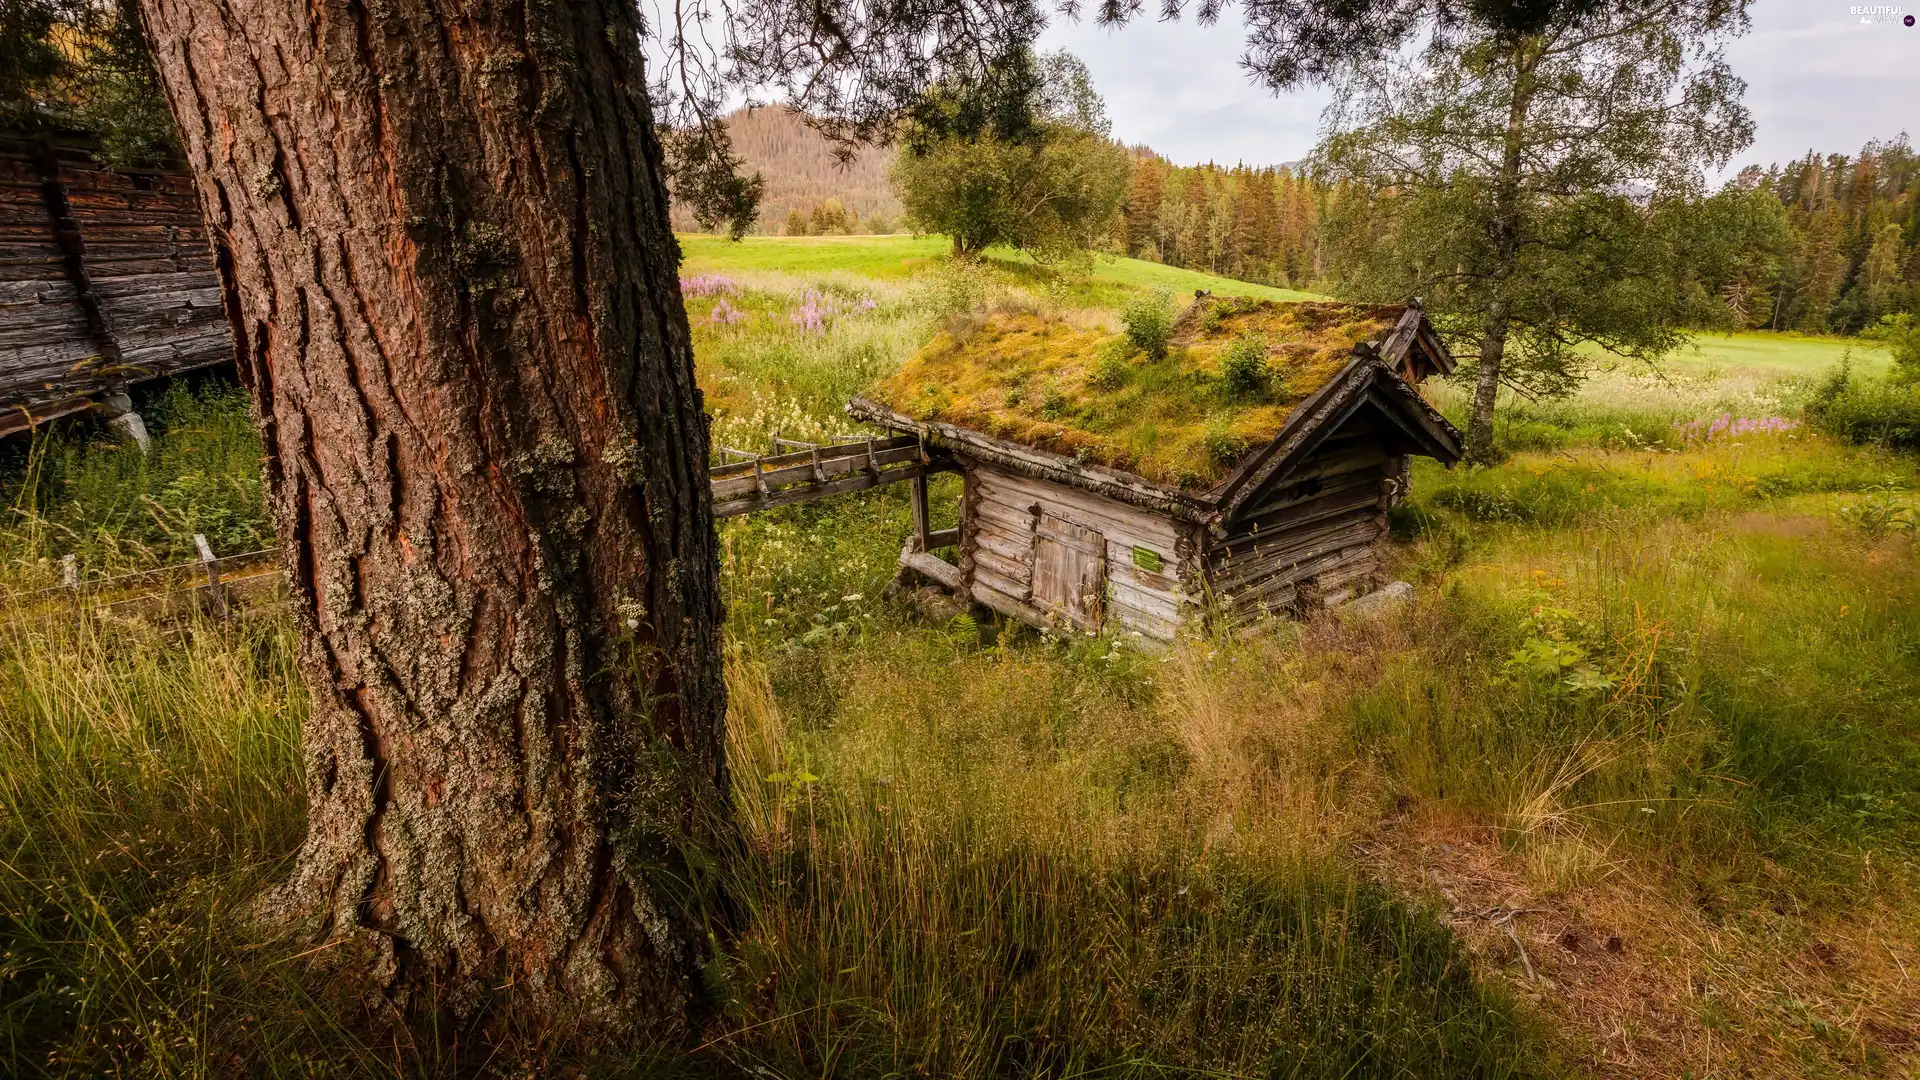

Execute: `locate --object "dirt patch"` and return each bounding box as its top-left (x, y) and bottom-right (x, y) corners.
top-left (1360, 810), bottom-right (1920, 1079)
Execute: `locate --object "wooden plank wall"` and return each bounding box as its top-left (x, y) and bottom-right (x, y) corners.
top-left (0, 135), bottom-right (231, 433)
top-left (0, 143), bottom-right (98, 423)
top-left (1205, 421), bottom-right (1402, 617)
top-left (961, 464), bottom-right (1192, 642)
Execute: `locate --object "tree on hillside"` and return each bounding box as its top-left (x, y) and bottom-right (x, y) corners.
top-left (1117, 155), bottom-right (1324, 288)
top-left (665, 107), bottom-right (904, 235)
top-left (891, 50), bottom-right (1131, 260)
top-left (1124, 153), bottom-right (1168, 257)
top-left (810, 197), bottom-right (860, 234)
top-left (1293, 0), bottom-right (1755, 461)
top-left (1230, 167), bottom-right (1279, 280)
top-left (1677, 181), bottom-right (1792, 331)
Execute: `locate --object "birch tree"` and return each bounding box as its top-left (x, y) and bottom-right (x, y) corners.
top-left (1279, 0), bottom-right (1754, 461)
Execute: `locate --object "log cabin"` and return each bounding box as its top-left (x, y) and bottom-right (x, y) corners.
top-left (848, 294), bottom-right (1463, 643)
top-left (1, 129), bottom-right (232, 439)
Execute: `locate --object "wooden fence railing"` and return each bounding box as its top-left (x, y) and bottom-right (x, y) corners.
top-left (6, 434), bottom-right (950, 622)
top-left (710, 433), bottom-right (951, 517)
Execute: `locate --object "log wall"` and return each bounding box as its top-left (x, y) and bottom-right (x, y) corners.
top-left (1204, 426), bottom-right (1405, 617)
top-left (0, 135), bottom-right (231, 435)
top-left (960, 464), bottom-right (1193, 642)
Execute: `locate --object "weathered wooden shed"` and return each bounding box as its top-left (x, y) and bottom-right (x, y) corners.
top-left (848, 295), bottom-right (1462, 642)
top-left (1, 130), bottom-right (232, 438)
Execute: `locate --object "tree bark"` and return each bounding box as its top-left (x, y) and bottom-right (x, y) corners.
top-left (1466, 296), bottom-right (1511, 464)
top-left (1464, 37), bottom-right (1541, 465)
top-left (136, 0), bottom-right (726, 1035)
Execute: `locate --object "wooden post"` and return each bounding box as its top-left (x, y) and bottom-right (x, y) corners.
top-left (194, 533), bottom-right (228, 620)
top-left (910, 475), bottom-right (931, 553)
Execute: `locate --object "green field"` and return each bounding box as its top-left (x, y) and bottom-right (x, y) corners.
top-left (4, 237), bottom-right (1918, 1079)
top-left (1657, 330), bottom-right (1888, 375)
top-left (680, 232), bottom-right (1323, 301)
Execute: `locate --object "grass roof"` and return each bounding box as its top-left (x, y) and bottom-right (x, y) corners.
top-left (869, 297), bottom-right (1407, 491)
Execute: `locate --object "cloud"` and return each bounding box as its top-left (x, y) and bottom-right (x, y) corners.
top-left (1040, 0), bottom-right (1919, 172)
top-left (1038, 9), bottom-right (1328, 166)
top-left (1721, 5), bottom-right (1917, 170)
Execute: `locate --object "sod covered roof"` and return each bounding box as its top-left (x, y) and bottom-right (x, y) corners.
top-left (866, 297), bottom-right (1412, 491)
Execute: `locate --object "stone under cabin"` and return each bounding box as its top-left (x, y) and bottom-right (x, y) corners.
top-left (847, 294), bottom-right (1464, 643)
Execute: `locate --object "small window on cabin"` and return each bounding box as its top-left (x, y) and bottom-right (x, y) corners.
top-left (1131, 546), bottom-right (1162, 573)
top-left (129, 174), bottom-right (157, 190)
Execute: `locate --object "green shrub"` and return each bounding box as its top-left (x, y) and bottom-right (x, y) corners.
top-left (1219, 334), bottom-right (1270, 400)
top-left (0, 380), bottom-right (272, 576)
top-left (1088, 341), bottom-right (1133, 391)
top-left (1122, 290), bottom-right (1175, 360)
top-left (1202, 415), bottom-right (1250, 467)
top-left (1041, 384), bottom-right (1070, 420)
top-left (1805, 362), bottom-right (1920, 450)
top-left (1864, 313), bottom-right (1920, 381)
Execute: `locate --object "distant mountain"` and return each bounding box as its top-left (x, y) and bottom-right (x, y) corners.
top-left (670, 108), bottom-right (902, 234)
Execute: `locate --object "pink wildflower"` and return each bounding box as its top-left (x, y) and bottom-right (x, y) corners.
top-left (785, 289), bottom-right (876, 332)
top-left (680, 274), bottom-right (739, 297)
top-left (707, 298), bottom-right (748, 326)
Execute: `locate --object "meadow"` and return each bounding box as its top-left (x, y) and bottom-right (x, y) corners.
top-left (1, 236), bottom-right (1915, 1079)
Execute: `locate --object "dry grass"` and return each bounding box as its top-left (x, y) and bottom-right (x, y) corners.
top-left (1363, 812), bottom-right (1920, 1080)
top-left (698, 623), bottom-right (1554, 1078)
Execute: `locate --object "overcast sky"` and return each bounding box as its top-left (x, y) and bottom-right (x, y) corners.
top-left (1037, 1), bottom-right (1920, 175)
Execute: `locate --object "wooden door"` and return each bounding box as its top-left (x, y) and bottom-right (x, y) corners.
top-left (1031, 511), bottom-right (1106, 631)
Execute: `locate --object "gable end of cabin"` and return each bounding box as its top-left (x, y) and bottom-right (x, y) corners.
top-left (1200, 416), bottom-right (1406, 618)
top-left (1200, 357), bottom-right (1462, 617)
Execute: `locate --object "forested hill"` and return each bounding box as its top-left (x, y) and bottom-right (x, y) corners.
top-left (1122, 139), bottom-right (1920, 334)
top-left (1728, 140), bottom-right (1920, 334)
top-left (669, 108), bottom-right (903, 234)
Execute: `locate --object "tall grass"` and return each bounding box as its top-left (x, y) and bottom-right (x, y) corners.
top-left (0, 612), bottom-right (399, 1077)
top-left (1401, 435), bottom-right (1900, 530)
top-left (0, 588), bottom-right (1561, 1076)
top-left (1374, 505), bottom-right (1920, 894)
top-left (701, 631), bottom-right (1556, 1078)
top-left (689, 271), bottom-right (925, 452)
top-left (0, 381), bottom-right (270, 582)
top-left (0, 376), bottom-right (1561, 1077)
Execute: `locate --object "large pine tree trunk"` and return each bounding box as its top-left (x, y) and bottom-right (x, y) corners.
top-left (136, 0), bottom-right (726, 1033)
